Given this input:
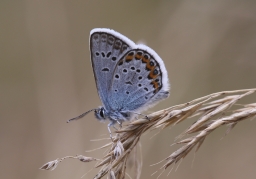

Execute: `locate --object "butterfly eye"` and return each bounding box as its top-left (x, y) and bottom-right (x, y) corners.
top-left (100, 108), bottom-right (105, 118)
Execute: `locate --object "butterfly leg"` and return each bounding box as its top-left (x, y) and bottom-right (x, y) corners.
top-left (116, 120), bottom-right (122, 128)
top-left (108, 122), bottom-right (114, 141)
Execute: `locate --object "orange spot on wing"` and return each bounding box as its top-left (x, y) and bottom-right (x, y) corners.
top-left (125, 56), bottom-right (133, 62)
top-left (151, 81), bottom-right (159, 88)
top-left (142, 55), bottom-right (149, 63)
top-left (125, 52), bottom-right (134, 62)
top-left (135, 54), bottom-right (142, 60)
top-left (151, 80), bottom-right (161, 93)
top-left (148, 68), bottom-right (158, 79)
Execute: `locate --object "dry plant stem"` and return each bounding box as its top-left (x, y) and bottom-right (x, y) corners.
top-left (163, 107), bottom-right (256, 169)
top-left (94, 88), bottom-right (256, 178)
top-left (40, 155), bottom-right (100, 171)
top-left (40, 89), bottom-right (256, 179)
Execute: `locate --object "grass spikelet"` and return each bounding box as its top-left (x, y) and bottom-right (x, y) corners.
top-left (40, 88), bottom-right (256, 178)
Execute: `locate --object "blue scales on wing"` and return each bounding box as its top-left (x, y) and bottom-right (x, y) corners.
top-left (108, 48), bottom-right (169, 116)
top-left (90, 30), bottom-right (133, 110)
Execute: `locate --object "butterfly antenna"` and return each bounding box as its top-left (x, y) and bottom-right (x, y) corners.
top-left (67, 109), bottom-right (97, 123)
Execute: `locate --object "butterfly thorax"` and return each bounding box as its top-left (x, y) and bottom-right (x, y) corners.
top-left (94, 106), bottom-right (132, 122)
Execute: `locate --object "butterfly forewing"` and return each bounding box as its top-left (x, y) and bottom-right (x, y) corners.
top-left (90, 29), bottom-right (135, 108)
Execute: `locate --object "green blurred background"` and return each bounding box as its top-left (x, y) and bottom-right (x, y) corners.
top-left (1, 1), bottom-right (256, 179)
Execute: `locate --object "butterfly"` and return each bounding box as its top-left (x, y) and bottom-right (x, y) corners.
top-left (68, 28), bottom-right (170, 136)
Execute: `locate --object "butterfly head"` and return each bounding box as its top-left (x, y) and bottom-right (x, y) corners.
top-left (94, 106), bottom-right (107, 121)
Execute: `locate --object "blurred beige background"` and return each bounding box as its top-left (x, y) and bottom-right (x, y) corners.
top-left (1, 1), bottom-right (256, 179)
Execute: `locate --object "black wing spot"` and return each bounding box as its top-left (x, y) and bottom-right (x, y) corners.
top-left (145, 96), bottom-right (148, 99)
top-left (153, 69), bottom-right (158, 75)
top-left (95, 52), bottom-right (100, 56)
top-left (118, 61), bottom-right (123, 66)
top-left (101, 34), bottom-right (107, 42)
top-left (126, 91), bottom-right (130, 94)
top-left (138, 84), bottom-right (142, 87)
top-left (93, 34), bottom-right (99, 40)
top-left (144, 87), bottom-right (148, 91)
top-left (115, 74), bottom-right (120, 79)
top-left (114, 41), bottom-right (122, 49)
top-left (138, 76), bottom-right (142, 80)
top-left (115, 89), bottom-right (118, 92)
top-left (112, 57), bottom-right (117, 61)
top-left (136, 69), bottom-right (141, 73)
top-left (122, 45), bottom-right (128, 52)
top-left (108, 36), bottom-right (114, 45)
top-left (125, 81), bottom-right (132, 85)
top-left (101, 52), bottom-right (105, 58)
top-left (130, 67), bottom-right (135, 70)
top-left (144, 54), bottom-right (149, 59)
top-left (106, 52), bottom-right (112, 58)
top-left (123, 69), bottom-right (128, 73)
top-left (102, 68), bottom-right (109, 72)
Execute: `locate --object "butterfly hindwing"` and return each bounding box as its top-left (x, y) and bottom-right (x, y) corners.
top-left (108, 45), bottom-right (170, 113)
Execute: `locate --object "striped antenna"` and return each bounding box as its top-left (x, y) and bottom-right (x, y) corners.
top-left (67, 109), bottom-right (97, 123)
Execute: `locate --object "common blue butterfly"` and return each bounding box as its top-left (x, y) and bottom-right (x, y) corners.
top-left (68, 28), bottom-right (170, 136)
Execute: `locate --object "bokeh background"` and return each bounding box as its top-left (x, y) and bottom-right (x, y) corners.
top-left (1, 1), bottom-right (256, 179)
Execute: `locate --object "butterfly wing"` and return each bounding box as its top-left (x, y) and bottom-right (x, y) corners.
top-left (90, 28), bottom-right (136, 109)
top-left (108, 44), bottom-right (170, 114)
